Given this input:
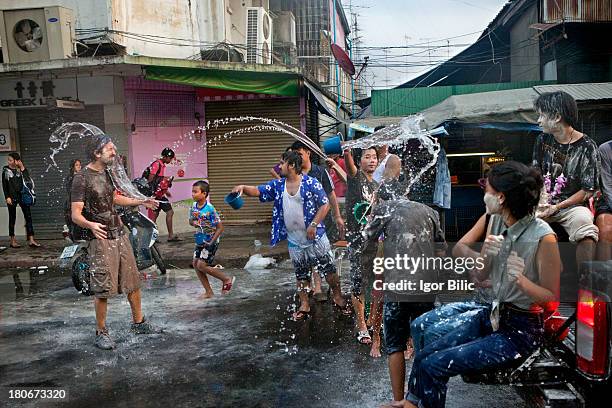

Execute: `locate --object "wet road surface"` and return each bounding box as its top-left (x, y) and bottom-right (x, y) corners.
top-left (0, 265), bottom-right (528, 407)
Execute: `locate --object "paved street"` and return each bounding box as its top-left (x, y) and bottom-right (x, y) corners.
top-left (0, 265), bottom-right (527, 407)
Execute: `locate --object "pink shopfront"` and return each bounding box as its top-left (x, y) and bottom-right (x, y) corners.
top-left (125, 77), bottom-right (206, 205)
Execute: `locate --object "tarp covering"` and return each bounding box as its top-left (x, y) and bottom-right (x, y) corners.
top-left (419, 87), bottom-right (540, 129)
top-left (145, 66), bottom-right (299, 97)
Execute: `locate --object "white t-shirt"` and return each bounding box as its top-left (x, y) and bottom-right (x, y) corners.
top-left (372, 154), bottom-right (390, 183)
top-left (282, 184), bottom-right (310, 247)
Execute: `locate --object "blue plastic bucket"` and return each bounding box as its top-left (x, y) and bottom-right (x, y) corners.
top-left (323, 136), bottom-right (343, 155)
top-left (353, 201), bottom-right (371, 224)
top-left (224, 192), bottom-right (244, 210)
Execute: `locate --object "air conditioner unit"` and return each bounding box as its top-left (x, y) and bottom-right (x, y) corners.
top-left (273, 11), bottom-right (296, 47)
top-left (246, 7), bottom-right (272, 64)
top-left (0, 6), bottom-right (74, 63)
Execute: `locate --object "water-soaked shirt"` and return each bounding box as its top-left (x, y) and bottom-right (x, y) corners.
top-left (487, 214), bottom-right (555, 310)
top-left (257, 175), bottom-right (328, 246)
top-left (362, 199), bottom-right (447, 300)
top-left (345, 171), bottom-right (379, 241)
top-left (71, 166), bottom-right (122, 240)
top-left (532, 133), bottom-right (600, 205)
top-left (189, 201), bottom-right (220, 245)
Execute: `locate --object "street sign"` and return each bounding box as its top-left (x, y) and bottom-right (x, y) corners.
top-left (0, 128), bottom-right (13, 151)
top-left (50, 99), bottom-right (85, 109)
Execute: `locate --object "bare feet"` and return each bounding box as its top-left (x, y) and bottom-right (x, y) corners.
top-left (370, 337), bottom-right (382, 358)
top-left (198, 292), bottom-right (214, 300)
top-left (404, 343), bottom-right (414, 360)
top-left (379, 400), bottom-right (406, 408)
top-left (10, 239), bottom-right (20, 248)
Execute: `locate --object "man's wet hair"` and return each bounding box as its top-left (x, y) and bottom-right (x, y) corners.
top-left (282, 150), bottom-right (302, 173)
top-left (192, 180), bottom-right (210, 195)
top-left (488, 161), bottom-right (543, 220)
top-left (8, 152), bottom-right (20, 161)
top-left (290, 141), bottom-right (311, 152)
top-left (374, 125), bottom-right (386, 132)
top-left (534, 91), bottom-right (579, 129)
top-left (86, 134), bottom-right (113, 161)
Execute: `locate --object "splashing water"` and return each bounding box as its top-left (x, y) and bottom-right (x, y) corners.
top-left (47, 122), bottom-right (106, 172)
top-left (349, 115), bottom-right (444, 223)
top-left (45, 115), bottom-right (443, 205)
top-left (107, 160), bottom-right (148, 200)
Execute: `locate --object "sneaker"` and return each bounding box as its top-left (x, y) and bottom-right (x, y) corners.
top-left (95, 329), bottom-right (116, 350)
top-left (130, 317), bottom-right (162, 335)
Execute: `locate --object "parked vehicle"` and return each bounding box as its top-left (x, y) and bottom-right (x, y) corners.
top-left (60, 207), bottom-right (166, 296)
top-left (462, 225), bottom-right (611, 408)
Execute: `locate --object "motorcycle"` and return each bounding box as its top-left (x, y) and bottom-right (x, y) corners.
top-left (60, 207), bottom-right (166, 296)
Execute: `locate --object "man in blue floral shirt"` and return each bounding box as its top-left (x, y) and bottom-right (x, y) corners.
top-left (233, 151), bottom-right (350, 321)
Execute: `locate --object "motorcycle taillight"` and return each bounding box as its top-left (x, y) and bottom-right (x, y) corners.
top-left (576, 289), bottom-right (609, 377)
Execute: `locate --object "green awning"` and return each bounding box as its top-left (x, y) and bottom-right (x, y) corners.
top-left (145, 66), bottom-right (299, 97)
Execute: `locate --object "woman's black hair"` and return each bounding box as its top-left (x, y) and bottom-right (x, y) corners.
top-left (488, 161), bottom-right (543, 220)
top-left (8, 152), bottom-right (21, 161)
top-left (69, 159), bottom-right (81, 177)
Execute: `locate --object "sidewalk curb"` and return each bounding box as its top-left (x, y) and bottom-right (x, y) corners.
top-left (0, 247), bottom-right (289, 271)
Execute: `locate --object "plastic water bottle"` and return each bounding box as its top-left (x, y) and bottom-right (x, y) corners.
top-left (253, 239), bottom-right (262, 254)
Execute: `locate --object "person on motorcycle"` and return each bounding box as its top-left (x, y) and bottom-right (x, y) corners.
top-left (71, 133), bottom-right (160, 350)
top-left (404, 161), bottom-right (561, 408)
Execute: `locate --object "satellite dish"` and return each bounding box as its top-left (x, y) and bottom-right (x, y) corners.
top-left (331, 43), bottom-right (355, 76)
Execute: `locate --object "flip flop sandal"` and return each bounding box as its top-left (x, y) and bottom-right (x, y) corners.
top-left (221, 276), bottom-right (236, 294)
top-left (357, 330), bottom-right (372, 345)
top-left (167, 236), bottom-right (183, 242)
top-left (292, 310), bottom-right (310, 321)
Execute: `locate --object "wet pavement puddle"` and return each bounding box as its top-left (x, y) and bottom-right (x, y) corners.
top-left (0, 267), bottom-right (527, 407)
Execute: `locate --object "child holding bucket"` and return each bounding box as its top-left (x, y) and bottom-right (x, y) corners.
top-left (189, 180), bottom-right (235, 299)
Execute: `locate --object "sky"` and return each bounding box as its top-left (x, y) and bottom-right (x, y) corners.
top-left (344, 0), bottom-right (509, 93)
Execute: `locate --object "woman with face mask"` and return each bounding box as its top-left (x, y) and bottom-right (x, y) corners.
top-left (404, 161), bottom-right (561, 408)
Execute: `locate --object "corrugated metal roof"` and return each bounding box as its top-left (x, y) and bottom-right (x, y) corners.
top-left (371, 80), bottom-right (554, 116)
top-left (533, 82), bottom-right (612, 101)
top-left (542, 0), bottom-right (612, 24)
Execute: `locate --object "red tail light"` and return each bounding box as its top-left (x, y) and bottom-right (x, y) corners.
top-left (576, 289), bottom-right (609, 377)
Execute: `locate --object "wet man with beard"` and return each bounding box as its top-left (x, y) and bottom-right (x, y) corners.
top-left (71, 134), bottom-right (160, 350)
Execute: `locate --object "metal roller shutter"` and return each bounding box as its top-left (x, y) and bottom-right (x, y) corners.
top-left (16, 107), bottom-right (105, 237)
top-left (205, 98), bottom-right (301, 224)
